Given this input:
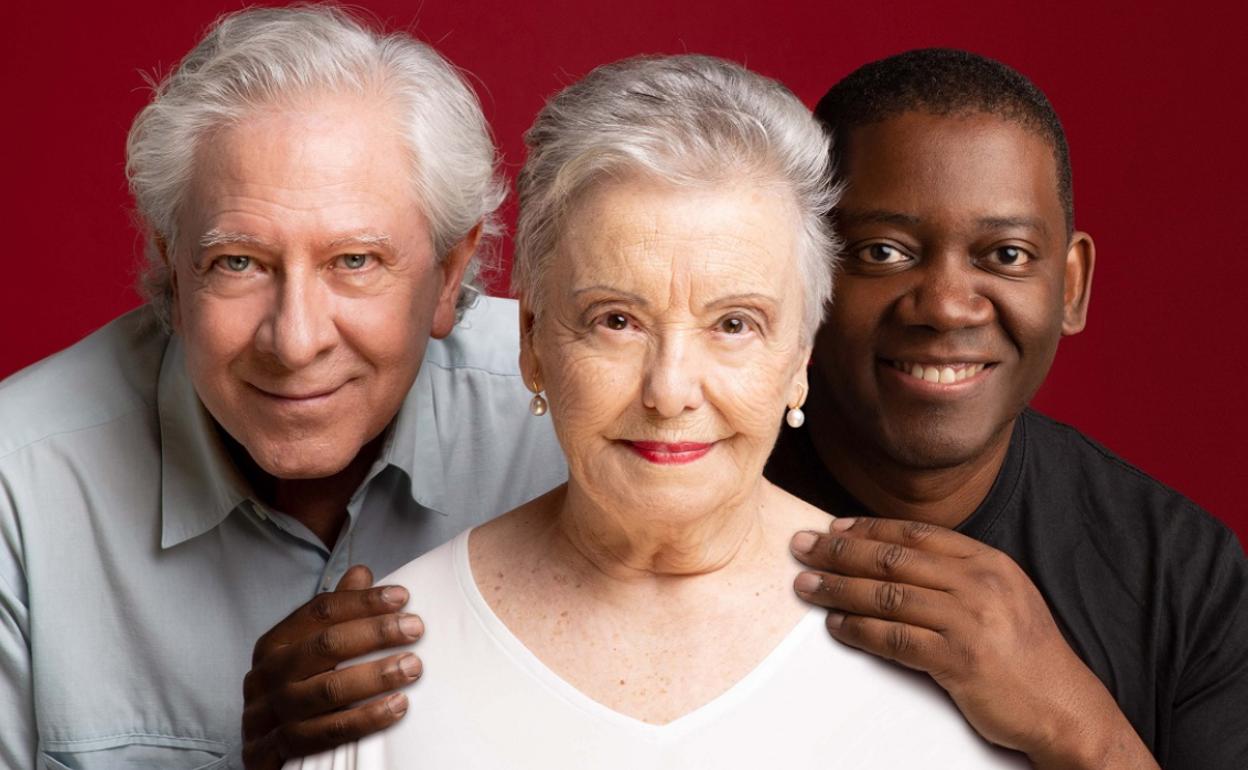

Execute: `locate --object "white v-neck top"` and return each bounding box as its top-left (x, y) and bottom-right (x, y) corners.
top-left (291, 530), bottom-right (1026, 769)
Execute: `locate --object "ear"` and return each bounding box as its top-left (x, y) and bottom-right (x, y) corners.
top-left (156, 235), bottom-right (183, 332)
top-left (788, 347), bottom-right (811, 408)
top-left (517, 294), bottom-right (542, 393)
top-left (430, 223), bottom-right (484, 339)
top-left (1060, 231), bottom-right (1095, 336)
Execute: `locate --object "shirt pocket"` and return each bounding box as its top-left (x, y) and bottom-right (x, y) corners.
top-left (39, 742), bottom-right (231, 769)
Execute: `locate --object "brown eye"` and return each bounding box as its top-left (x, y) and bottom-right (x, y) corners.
top-left (993, 246), bottom-right (1030, 265)
top-left (720, 316), bottom-right (747, 335)
top-left (853, 243), bottom-right (910, 265)
top-left (602, 313), bottom-right (629, 331)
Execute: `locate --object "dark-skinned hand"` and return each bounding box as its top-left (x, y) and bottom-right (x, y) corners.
top-left (791, 516), bottom-right (1159, 770)
top-left (241, 565), bottom-right (422, 770)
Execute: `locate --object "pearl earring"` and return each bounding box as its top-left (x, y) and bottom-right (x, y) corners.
top-left (785, 405), bottom-right (805, 428)
top-left (528, 379), bottom-right (548, 416)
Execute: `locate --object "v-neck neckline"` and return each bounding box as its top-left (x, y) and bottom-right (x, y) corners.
top-left (450, 529), bottom-right (823, 740)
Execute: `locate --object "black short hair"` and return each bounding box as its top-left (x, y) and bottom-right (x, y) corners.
top-left (815, 48), bottom-right (1073, 235)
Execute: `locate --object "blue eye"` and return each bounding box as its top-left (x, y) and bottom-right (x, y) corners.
top-left (223, 255), bottom-right (252, 272)
top-left (340, 254), bottom-right (369, 270)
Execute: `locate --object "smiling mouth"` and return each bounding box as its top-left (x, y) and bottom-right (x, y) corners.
top-left (624, 440), bottom-right (715, 465)
top-left (886, 360), bottom-right (995, 384)
top-left (251, 383), bottom-right (345, 402)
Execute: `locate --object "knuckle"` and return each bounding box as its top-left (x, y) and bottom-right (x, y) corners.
top-left (901, 520), bottom-right (937, 545)
top-left (379, 613), bottom-right (405, 642)
top-left (875, 543), bottom-right (908, 575)
top-left (886, 623), bottom-right (913, 657)
top-left (308, 594), bottom-right (336, 624)
top-left (823, 536), bottom-right (850, 562)
top-left (324, 714), bottom-right (358, 744)
top-left (827, 574), bottom-right (850, 599)
top-left (875, 581), bottom-right (905, 615)
top-left (316, 673), bottom-right (348, 708)
top-left (308, 627), bottom-right (343, 659)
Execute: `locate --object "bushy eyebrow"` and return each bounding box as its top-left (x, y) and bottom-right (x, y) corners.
top-left (196, 230), bottom-right (393, 251)
top-left (198, 229), bottom-right (273, 251)
top-left (326, 232), bottom-right (392, 250)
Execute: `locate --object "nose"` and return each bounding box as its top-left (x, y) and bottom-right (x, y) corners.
top-left (254, 267), bottom-right (337, 370)
top-left (899, 253), bottom-right (994, 332)
top-left (641, 334), bottom-right (705, 418)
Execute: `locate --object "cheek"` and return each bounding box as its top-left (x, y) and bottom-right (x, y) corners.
top-left (179, 295), bottom-right (265, 379)
top-left (545, 343), bottom-right (636, 434)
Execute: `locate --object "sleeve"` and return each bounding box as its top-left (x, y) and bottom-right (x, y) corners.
top-left (0, 471), bottom-right (36, 770)
top-left (1162, 530), bottom-right (1248, 769)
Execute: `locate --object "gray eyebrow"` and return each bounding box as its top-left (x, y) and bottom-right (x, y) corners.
top-left (198, 229), bottom-right (273, 250)
top-left (326, 232), bottom-right (392, 250)
top-left (573, 285), bottom-right (650, 306)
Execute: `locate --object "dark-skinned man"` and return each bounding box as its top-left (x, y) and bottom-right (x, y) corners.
top-left (246, 49), bottom-right (1248, 770)
top-left (774, 49), bottom-right (1248, 769)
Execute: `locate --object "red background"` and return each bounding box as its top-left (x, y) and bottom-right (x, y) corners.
top-left (2, 1), bottom-right (1245, 543)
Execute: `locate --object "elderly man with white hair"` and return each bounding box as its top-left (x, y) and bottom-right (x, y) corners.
top-left (0, 7), bottom-right (564, 768)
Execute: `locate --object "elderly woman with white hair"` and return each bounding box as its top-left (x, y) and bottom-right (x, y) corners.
top-left (293, 55), bottom-right (1024, 769)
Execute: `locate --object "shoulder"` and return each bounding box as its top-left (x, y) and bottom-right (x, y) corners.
top-left (378, 532), bottom-right (467, 611)
top-left (0, 307), bottom-right (166, 460)
top-left (422, 295), bottom-right (522, 378)
top-left (1021, 409), bottom-right (1224, 529)
top-left (1018, 409), bottom-right (1241, 596)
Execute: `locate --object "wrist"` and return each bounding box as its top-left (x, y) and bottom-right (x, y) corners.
top-left (1026, 707), bottom-right (1155, 770)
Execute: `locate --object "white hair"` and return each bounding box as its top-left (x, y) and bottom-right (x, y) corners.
top-left (512, 54), bottom-right (840, 343)
top-left (126, 4), bottom-right (505, 326)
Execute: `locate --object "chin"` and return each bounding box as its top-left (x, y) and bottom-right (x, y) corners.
top-left (245, 437), bottom-right (362, 480)
top-left (878, 416), bottom-right (1011, 471)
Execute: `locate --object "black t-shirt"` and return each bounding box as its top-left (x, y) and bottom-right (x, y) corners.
top-left (765, 408), bottom-right (1248, 768)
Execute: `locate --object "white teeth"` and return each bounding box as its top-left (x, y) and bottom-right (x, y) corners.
top-left (892, 361), bottom-right (988, 384)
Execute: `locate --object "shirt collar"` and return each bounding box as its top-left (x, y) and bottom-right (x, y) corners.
top-left (157, 335), bottom-right (252, 549)
top-left (378, 350), bottom-right (448, 516)
top-left (157, 335), bottom-right (451, 549)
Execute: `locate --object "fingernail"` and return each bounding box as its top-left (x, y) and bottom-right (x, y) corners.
top-left (399, 654), bottom-right (421, 678)
top-left (830, 517), bottom-right (854, 531)
top-left (386, 693), bottom-right (409, 716)
top-left (827, 612), bottom-right (845, 631)
top-left (382, 586), bottom-right (407, 605)
top-left (400, 615), bottom-right (423, 638)
top-left (791, 531), bottom-right (818, 554)
top-left (794, 572), bottom-right (822, 593)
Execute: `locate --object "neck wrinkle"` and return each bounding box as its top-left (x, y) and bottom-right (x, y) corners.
top-left (555, 476), bottom-right (771, 584)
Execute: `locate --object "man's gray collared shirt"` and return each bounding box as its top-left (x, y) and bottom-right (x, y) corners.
top-left (0, 297), bottom-right (566, 769)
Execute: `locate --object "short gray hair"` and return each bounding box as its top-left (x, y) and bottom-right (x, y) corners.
top-left (513, 54), bottom-right (839, 343)
top-left (126, 4), bottom-right (505, 326)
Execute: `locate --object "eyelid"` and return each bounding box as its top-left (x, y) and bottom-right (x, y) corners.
top-left (849, 240), bottom-right (915, 264)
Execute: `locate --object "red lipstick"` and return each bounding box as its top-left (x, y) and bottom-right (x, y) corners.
top-left (626, 441), bottom-right (714, 464)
